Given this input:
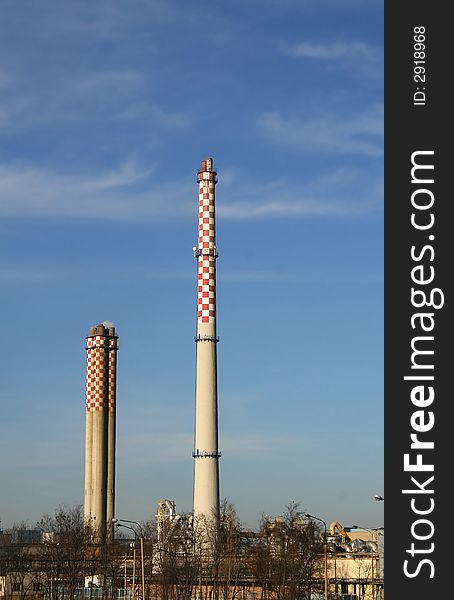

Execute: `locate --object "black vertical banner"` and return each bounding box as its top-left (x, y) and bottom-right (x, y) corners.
top-left (385, 2), bottom-right (450, 598)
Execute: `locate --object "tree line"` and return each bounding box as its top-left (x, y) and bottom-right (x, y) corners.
top-left (0, 501), bottom-right (327, 600)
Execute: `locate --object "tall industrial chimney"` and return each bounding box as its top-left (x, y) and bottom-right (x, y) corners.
top-left (84, 322), bottom-right (119, 542)
top-left (192, 158), bottom-right (221, 531)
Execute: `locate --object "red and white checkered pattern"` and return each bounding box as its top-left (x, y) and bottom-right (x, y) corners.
top-left (197, 172), bottom-right (217, 324)
top-left (85, 335), bottom-right (117, 413)
top-left (107, 338), bottom-right (117, 413)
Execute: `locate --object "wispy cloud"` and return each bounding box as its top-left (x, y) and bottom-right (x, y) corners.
top-left (220, 197), bottom-right (366, 219)
top-left (281, 38), bottom-right (382, 83)
top-left (73, 70), bottom-right (146, 90)
top-left (219, 166), bottom-right (382, 219)
top-left (0, 265), bottom-right (192, 287)
top-left (258, 104), bottom-right (383, 157)
top-left (0, 159), bottom-right (193, 220)
top-left (221, 269), bottom-right (382, 285)
top-left (79, 160), bottom-right (157, 191)
top-left (0, 64), bottom-right (192, 132)
top-left (252, 0), bottom-right (382, 8)
top-left (285, 40), bottom-right (380, 62)
top-left (116, 102), bottom-right (192, 128)
top-left (0, 160), bottom-right (381, 222)
top-left (0, 263), bottom-right (383, 288)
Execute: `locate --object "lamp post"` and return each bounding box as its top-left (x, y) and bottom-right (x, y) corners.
top-left (373, 494), bottom-right (384, 598)
top-left (306, 513), bottom-right (328, 600)
top-left (123, 551), bottom-right (127, 598)
top-left (113, 519), bottom-right (145, 600)
top-left (115, 523), bottom-right (137, 600)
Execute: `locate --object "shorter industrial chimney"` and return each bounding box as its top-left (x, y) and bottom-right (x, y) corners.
top-left (83, 322), bottom-right (118, 542)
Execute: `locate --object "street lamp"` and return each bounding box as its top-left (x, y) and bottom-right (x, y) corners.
top-left (374, 495), bottom-right (384, 501)
top-left (305, 513), bottom-right (328, 600)
top-left (113, 519), bottom-right (145, 600)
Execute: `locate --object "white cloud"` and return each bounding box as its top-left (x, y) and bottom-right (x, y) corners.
top-left (79, 160), bottom-right (157, 191)
top-left (0, 159), bottom-right (381, 223)
top-left (73, 70), bottom-right (146, 91)
top-left (0, 265), bottom-right (188, 286)
top-left (282, 38), bottom-right (382, 83)
top-left (0, 159), bottom-right (193, 220)
top-left (286, 40), bottom-right (379, 62)
top-left (0, 262), bottom-right (383, 288)
top-left (258, 105), bottom-right (383, 157)
top-left (0, 62), bottom-right (192, 133)
top-left (220, 197), bottom-right (363, 219)
top-left (219, 165), bottom-right (382, 220)
top-left (116, 103), bottom-right (192, 128)
top-left (221, 269), bottom-right (382, 285)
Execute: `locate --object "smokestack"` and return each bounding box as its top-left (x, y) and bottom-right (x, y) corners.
top-left (84, 322), bottom-right (119, 542)
top-left (192, 158), bottom-right (221, 531)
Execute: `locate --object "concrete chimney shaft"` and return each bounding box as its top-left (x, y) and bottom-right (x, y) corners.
top-left (84, 324), bottom-right (118, 543)
top-left (193, 158), bottom-right (221, 530)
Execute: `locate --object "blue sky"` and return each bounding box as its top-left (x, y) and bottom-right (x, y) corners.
top-left (0, 0), bottom-right (383, 531)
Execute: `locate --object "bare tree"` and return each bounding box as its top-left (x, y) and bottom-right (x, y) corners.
top-left (251, 502), bottom-right (323, 600)
top-left (213, 499), bottom-right (245, 600)
top-left (155, 512), bottom-right (200, 600)
top-left (36, 505), bottom-right (87, 600)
